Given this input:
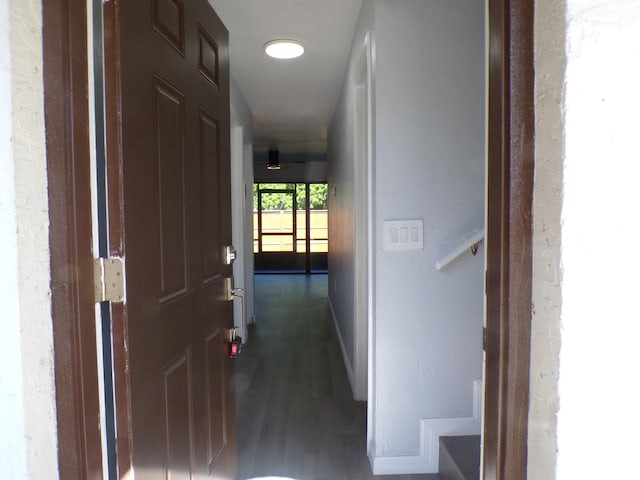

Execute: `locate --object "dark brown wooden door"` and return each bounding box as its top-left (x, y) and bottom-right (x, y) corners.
top-left (104, 0), bottom-right (236, 478)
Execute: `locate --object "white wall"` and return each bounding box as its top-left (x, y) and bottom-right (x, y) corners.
top-left (0, 1), bottom-right (26, 475)
top-left (0, 0), bottom-right (59, 477)
top-left (528, 0), bottom-right (564, 477)
top-left (530, 0), bottom-right (640, 478)
top-left (231, 76), bottom-right (253, 142)
top-left (327, 0), bottom-right (374, 398)
top-left (329, 0), bottom-right (485, 473)
top-left (373, 0), bottom-right (484, 458)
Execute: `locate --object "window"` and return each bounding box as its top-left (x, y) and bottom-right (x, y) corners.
top-left (253, 183), bottom-right (328, 254)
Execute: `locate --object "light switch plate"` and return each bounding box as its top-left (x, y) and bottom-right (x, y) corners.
top-left (383, 220), bottom-right (424, 251)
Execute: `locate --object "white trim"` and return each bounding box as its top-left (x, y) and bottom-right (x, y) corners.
top-left (363, 27), bottom-right (378, 456)
top-left (473, 377), bottom-right (483, 422)
top-left (371, 379), bottom-right (482, 475)
top-left (353, 31), bottom-right (373, 403)
top-left (372, 451), bottom-right (434, 475)
top-left (371, 417), bottom-right (481, 475)
top-left (327, 297), bottom-right (356, 394)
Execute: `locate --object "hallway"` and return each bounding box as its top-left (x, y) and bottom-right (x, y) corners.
top-left (235, 274), bottom-right (441, 480)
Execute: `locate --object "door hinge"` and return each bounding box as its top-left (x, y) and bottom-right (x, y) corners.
top-left (483, 326), bottom-right (487, 352)
top-left (94, 257), bottom-right (126, 303)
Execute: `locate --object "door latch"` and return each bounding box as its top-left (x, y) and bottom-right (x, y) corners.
top-left (223, 245), bottom-right (237, 265)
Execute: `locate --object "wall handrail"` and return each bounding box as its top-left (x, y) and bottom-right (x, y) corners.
top-left (435, 228), bottom-right (485, 271)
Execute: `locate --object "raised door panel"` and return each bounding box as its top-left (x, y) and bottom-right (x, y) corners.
top-left (205, 328), bottom-right (227, 470)
top-left (152, 0), bottom-right (185, 54)
top-left (200, 110), bottom-right (221, 281)
top-left (154, 78), bottom-right (189, 301)
top-left (163, 352), bottom-right (194, 480)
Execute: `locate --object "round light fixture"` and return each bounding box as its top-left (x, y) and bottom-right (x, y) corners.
top-left (264, 39), bottom-right (304, 60)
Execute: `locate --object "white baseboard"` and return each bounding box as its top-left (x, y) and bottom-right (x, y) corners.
top-left (327, 297), bottom-right (356, 394)
top-left (371, 379), bottom-right (483, 475)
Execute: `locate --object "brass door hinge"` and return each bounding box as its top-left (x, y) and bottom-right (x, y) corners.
top-left (94, 257), bottom-right (126, 303)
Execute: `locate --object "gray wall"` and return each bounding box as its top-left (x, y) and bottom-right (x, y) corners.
top-left (230, 76), bottom-right (255, 336)
top-left (328, 0), bottom-right (485, 467)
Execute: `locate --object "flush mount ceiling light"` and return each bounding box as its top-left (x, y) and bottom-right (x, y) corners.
top-left (264, 39), bottom-right (304, 60)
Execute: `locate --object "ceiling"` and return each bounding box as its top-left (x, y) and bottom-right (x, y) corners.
top-left (210, 0), bottom-right (363, 156)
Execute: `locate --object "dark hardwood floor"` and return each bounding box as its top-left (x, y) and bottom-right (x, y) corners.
top-left (235, 274), bottom-right (440, 480)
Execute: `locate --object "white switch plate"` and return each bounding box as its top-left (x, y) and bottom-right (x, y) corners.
top-left (383, 220), bottom-right (424, 251)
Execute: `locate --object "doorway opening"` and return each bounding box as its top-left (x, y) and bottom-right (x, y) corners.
top-left (44, 0), bottom-right (534, 478)
top-left (253, 182), bottom-right (328, 274)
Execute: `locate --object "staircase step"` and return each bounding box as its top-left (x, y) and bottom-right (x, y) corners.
top-left (438, 435), bottom-right (481, 480)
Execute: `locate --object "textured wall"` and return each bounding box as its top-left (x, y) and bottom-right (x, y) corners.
top-left (0, 0), bottom-right (59, 477)
top-left (531, 0), bottom-right (640, 478)
top-left (529, 0), bottom-right (565, 477)
top-left (0, 0), bottom-right (28, 475)
top-left (554, 0), bottom-right (640, 478)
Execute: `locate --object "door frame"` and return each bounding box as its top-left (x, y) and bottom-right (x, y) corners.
top-left (354, 32), bottom-right (373, 403)
top-left (483, 0), bottom-right (535, 478)
top-left (255, 185), bottom-right (298, 254)
top-left (230, 107), bottom-right (248, 340)
top-left (43, 0), bottom-right (104, 477)
top-left (253, 182), bottom-right (329, 273)
top-left (45, 1), bottom-right (536, 478)
top-left (101, 1), bottom-right (135, 476)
